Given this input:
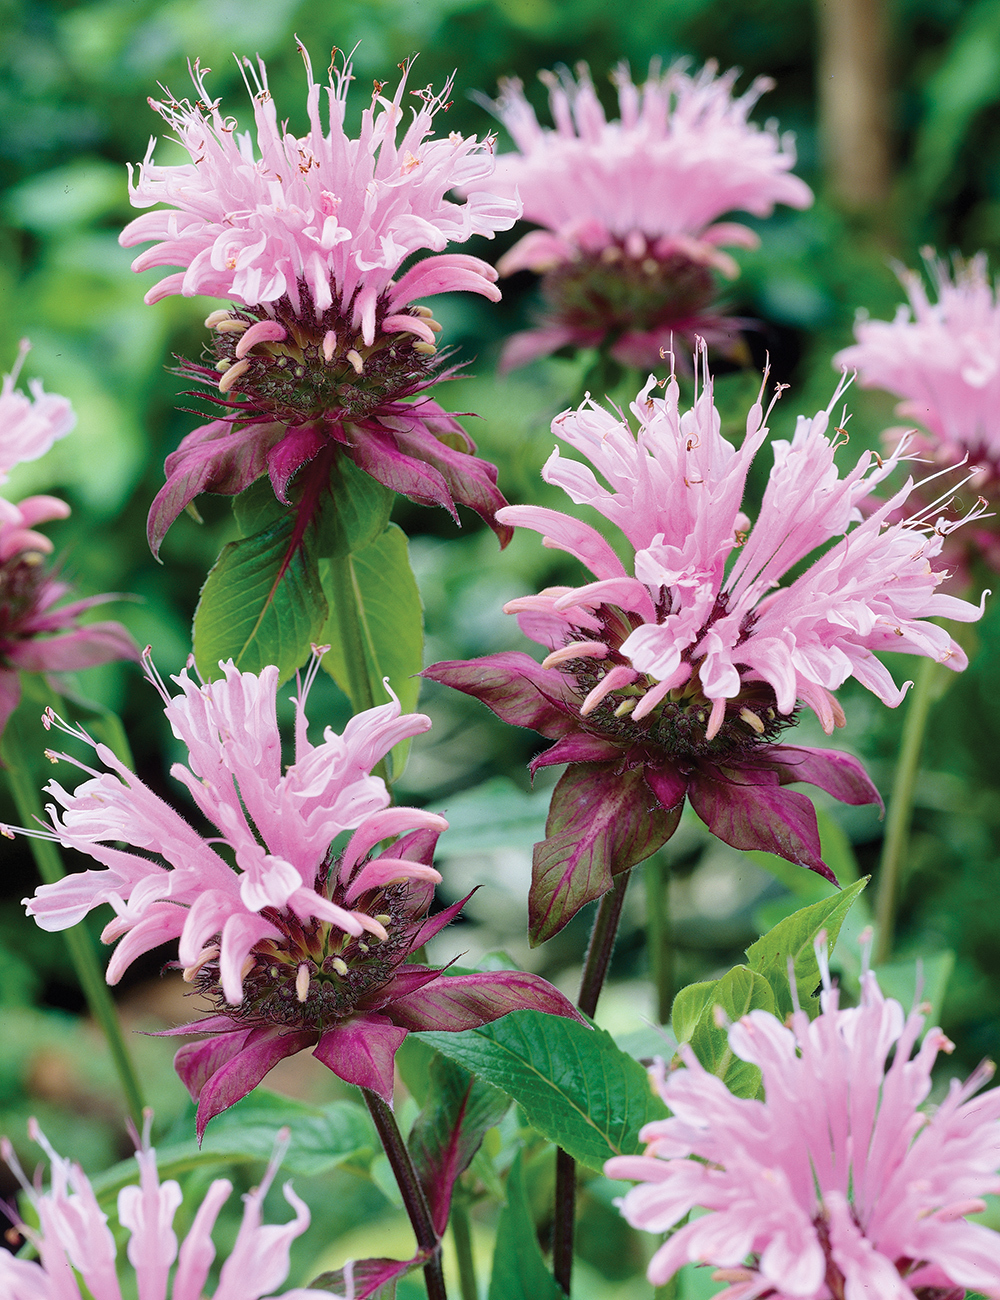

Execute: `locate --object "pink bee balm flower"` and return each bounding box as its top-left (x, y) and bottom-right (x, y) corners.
top-left (425, 351), bottom-right (984, 942)
top-left (0, 340), bottom-right (75, 484)
top-left (119, 46), bottom-right (520, 551)
top-left (0, 1116), bottom-right (341, 1299)
top-left (20, 655), bottom-right (581, 1136)
top-left (605, 948), bottom-right (1000, 1299)
top-left (481, 61), bottom-right (812, 372)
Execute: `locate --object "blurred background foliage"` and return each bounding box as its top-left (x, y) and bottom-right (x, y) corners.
top-left (5, 0), bottom-right (1000, 1293)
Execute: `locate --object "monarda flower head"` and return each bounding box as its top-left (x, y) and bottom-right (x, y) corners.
top-left (481, 61), bottom-right (812, 372)
top-left (0, 346), bottom-right (139, 736)
top-left (836, 251), bottom-right (1000, 583)
top-left (19, 656), bottom-right (579, 1136)
top-left (1, 1116), bottom-right (341, 1298)
top-left (118, 45), bottom-right (521, 552)
top-left (426, 350), bottom-right (984, 942)
top-left (606, 942), bottom-right (1000, 1299)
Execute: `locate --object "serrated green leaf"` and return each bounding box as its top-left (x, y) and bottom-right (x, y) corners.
top-left (89, 1092), bottom-right (375, 1204)
top-left (419, 1010), bottom-right (666, 1171)
top-left (488, 1152), bottom-right (563, 1300)
top-left (688, 966), bottom-right (775, 1098)
top-left (193, 513), bottom-right (328, 684)
top-left (314, 455), bottom-right (395, 557)
top-left (319, 524), bottom-right (423, 778)
top-left (232, 475), bottom-right (288, 537)
top-left (746, 877), bottom-right (869, 1019)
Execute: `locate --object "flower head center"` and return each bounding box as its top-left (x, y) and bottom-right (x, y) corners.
top-left (0, 553), bottom-right (47, 653)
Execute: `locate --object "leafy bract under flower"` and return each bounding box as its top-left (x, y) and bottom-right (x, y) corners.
top-left (606, 949), bottom-right (1000, 1299)
top-left (481, 61), bottom-right (812, 370)
top-left (426, 353), bottom-right (984, 939)
top-left (0, 1117), bottom-right (337, 1299)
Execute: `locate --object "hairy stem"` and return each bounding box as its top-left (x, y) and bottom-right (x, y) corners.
top-left (450, 1199), bottom-right (478, 1300)
top-left (875, 655), bottom-right (938, 965)
top-left (646, 856), bottom-right (673, 1024)
top-left (2, 729), bottom-right (146, 1128)
top-left (554, 872), bottom-right (632, 1293)
top-left (363, 1089), bottom-right (447, 1300)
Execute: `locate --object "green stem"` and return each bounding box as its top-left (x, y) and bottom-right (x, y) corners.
top-left (450, 1199), bottom-right (478, 1300)
top-left (646, 856), bottom-right (673, 1024)
top-left (2, 734), bottom-right (146, 1128)
top-left (554, 872), bottom-right (632, 1293)
top-left (362, 1089), bottom-right (447, 1300)
top-left (326, 550), bottom-right (388, 783)
top-left (874, 655), bottom-right (938, 965)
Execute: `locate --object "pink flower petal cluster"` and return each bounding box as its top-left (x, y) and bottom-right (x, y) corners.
top-left (836, 252), bottom-right (1000, 476)
top-left (0, 341), bottom-right (75, 484)
top-left (481, 62), bottom-right (812, 370)
top-left (606, 953), bottom-right (1000, 1298)
top-left (0, 1118), bottom-right (340, 1299)
top-left (427, 353), bottom-right (983, 934)
top-left (119, 48), bottom-right (518, 328)
top-left (19, 655), bottom-right (581, 1134)
top-left (22, 656), bottom-right (440, 998)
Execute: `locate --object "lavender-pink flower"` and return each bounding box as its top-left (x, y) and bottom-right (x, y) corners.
top-left (481, 61), bottom-right (812, 371)
top-left (606, 946), bottom-right (1000, 1299)
top-left (0, 1117), bottom-right (342, 1299)
top-left (119, 46), bottom-right (520, 549)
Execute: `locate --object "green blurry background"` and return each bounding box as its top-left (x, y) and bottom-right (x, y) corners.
top-left (3, 0), bottom-right (1000, 1293)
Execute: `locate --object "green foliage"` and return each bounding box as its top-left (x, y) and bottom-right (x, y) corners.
top-left (193, 512), bottom-right (329, 684)
top-left (419, 1010), bottom-right (667, 1172)
top-left (488, 1152), bottom-right (564, 1300)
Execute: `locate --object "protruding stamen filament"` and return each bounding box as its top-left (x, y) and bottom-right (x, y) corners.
top-left (739, 707), bottom-right (766, 734)
top-left (580, 665), bottom-right (639, 716)
top-left (295, 963), bottom-right (310, 1003)
top-left (346, 349), bottom-right (364, 374)
top-left (412, 341), bottom-right (437, 355)
top-left (541, 641), bottom-right (608, 670)
top-left (235, 319), bottom-right (288, 358)
top-left (218, 359), bottom-right (250, 392)
top-left (322, 330), bottom-right (338, 362)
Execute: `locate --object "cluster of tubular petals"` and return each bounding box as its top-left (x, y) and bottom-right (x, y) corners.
top-left (0, 1117), bottom-right (343, 1299)
top-left (118, 49), bottom-right (519, 337)
top-left (21, 655), bottom-right (445, 1005)
top-left (497, 356), bottom-right (985, 748)
top-left (607, 940), bottom-right (1000, 1299)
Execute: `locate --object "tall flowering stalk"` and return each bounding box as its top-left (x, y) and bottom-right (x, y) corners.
top-left (1, 1117), bottom-right (342, 1299)
top-left (607, 942), bottom-right (1000, 1299)
top-left (480, 62), bottom-right (812, 372)
top-left (427, 350), bottom-right (984, 945)
top-left (836, 250), bottom-right (1000, 586)
top-left (119, 45), bottom-right (521, 552)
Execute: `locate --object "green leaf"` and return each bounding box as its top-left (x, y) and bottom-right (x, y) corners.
top-left (319, 524), bottom-right (423, 776)
top-left (89, 1091), bottom-right (375, 1205)
top-left (232, 475), bottom-right (288, 538)
top-left (419, 1010), bottom-right (666, 1171)
top-left (488, 1152), bottom-right (563, 1300)
top-left (193, 513), bottom-right (328, 684)
top-left (687, 966), bottom-right (775, 1098)
top-left (407, 1051), bottom-right (511, 1235)
top-left (746, 877), bottom-right (869, 1019)
top-left (315, 454), bottom-right (395, 558)
top-left (670, 981), bottom-right (718, 1045)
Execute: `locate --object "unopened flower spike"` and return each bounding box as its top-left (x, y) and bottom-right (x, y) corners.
top-left (0, 343), bottom-right (140, 739)
top-left (426, 349), bottom-right (984, 942)
top-left (120, 44), bottom-right (522, 553)
top-left (606, 959), bottom-right (1000, 1299)
top-left (0, 1114), bottom-right (340, 1297)
top-left (479, 60), bottom-right (813, 372)
top-left (18, 654), bottom-right (582, 1137)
